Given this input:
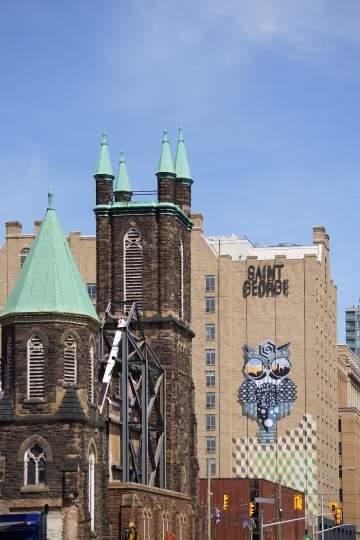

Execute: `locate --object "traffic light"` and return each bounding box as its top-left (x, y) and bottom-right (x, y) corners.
top-left (334, 508), bottom-right (342, 525)
top-left (223, 494), bottom-right (229, 510)
top-left (294, 494), bottom-right (303, 510)
top-left (249, 502), bottom-right (255, 516)
top-left (330, 501), bottom-right (338, 514)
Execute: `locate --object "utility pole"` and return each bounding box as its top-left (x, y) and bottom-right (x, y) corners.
top-left (278, 474), bottom-right (282, 540)
top-left (207, 459), bottom-right (211, 540)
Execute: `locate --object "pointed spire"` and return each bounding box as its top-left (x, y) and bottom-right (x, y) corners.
top-left (156, 130), bottom-right (175, 176)
top-left (0, 192), bottom-right (100, 323)
top-left (114, 150), bottom-right (132, 196)
top-left (174, 127), bottom-right (192, 182)
top-left (94, 131), bottom-right (114, 179)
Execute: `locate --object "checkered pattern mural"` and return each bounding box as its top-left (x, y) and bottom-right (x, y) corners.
top-left (233, 413), bottom-right (318, 514)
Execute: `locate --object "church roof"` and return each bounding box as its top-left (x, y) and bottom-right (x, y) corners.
top-left (114, 150), bottom-right (132, 194)
top-left (94, 131), bottom-right (114, 178)
top-left (0, 191), bottom-right (100, 323)
top-left (156, 130), bottom-right (176, 176)
top-left (174, 127), bottom-right (192, 182)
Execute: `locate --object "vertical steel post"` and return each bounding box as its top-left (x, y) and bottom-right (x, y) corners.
top-left (207, 459), bottom-right (211, 540)
top-left (278, 474), bottom-right (282, 540)
top-left (141, 350), bottom-right (148, 485)
top-left (122, 326), bottom-right (129, 482)
top-left (160, 371), bottom-right (166, 489)
top-left (260, 510), bottom-right (263, 540)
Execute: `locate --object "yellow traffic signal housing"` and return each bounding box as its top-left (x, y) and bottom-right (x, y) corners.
top-left (330, 501), bottom-right (338, 514)
top-left (335, 508), bottom-right (342, 525)
top-left (294, 494), bottom-right (303, 510)
top-left (249, 502), bottom-right (255, 516)
top-left (223, 494), bottom-right (229, 510)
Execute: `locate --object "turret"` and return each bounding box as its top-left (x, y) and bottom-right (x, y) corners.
top-left (156, 130), bottom-right (176, 203)
top-left (94, 131), bottom-right (115, 205)
top-left (114, 150), bottom-right (132, 202)
top-left (174, 127), bottom-right (193, 216)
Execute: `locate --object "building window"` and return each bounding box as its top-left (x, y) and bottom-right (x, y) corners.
top-left (89, 446), bottom-right (95, 531)
top-left (339, 466), bottom-right (342, 479)
top-left (338, 442), bottom-right (342, 455)
top-left (339, 489), bottom-right (343, 502)
top-left (20, 247), bottom-right (30, 269)
top-left (206, 414), bottom-right (216, 430)
top-left (338, 419), bottom-right (341, 432)
top-left (6, 336), bottom-right (13, 389)
top-left (124, 228), bottom-right (143, 309)
top-left (206, 437), bottom-right (216, 453)
top-left (206, 324), bottom-right (215, 340)
top-left (87, 284), bottom-right (96, 300)
top-left (206, 392), bottom-right (215, 409)
top-left (206, 349), bottom-right (215, 365)
top-left (64, 335), bottom-right (77, 385)
top-left (25, 444), bottom-right (46, 486)
top-left (206, 371), bottom-right (215, 387)
top-left (89, 345), bottom-right (94, 404)
top-left (179, 238), bottom-right (184, 320)
top-left (27, 334), bottom-right (45, 399)
top-left (210, 458), bottom-right (216, 475)
top-left (206, 275), bottom-right (215, 291)
top-left (206, 297), bottom-right (215, 313)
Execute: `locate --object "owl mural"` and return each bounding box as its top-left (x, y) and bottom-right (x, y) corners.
top-left (238, 340), bottom-right (297, 436)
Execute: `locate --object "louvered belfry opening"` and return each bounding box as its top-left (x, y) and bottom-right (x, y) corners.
top-left (88, 345), bottom-right (94, 404)
top-left (124, 228), bottom-right (143, 310)
top-left (64, 335), bottom-right (77, 385)
top-left (27, 334), bottom-right (45, 399)
top-left (6, 336), bottom-right (13, 389)
top-left (179, 238), bottom-right (184, 320)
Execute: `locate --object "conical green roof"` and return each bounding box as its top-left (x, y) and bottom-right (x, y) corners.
top-left (174, 127), bottom-right (192, 181)
top-left (94, 131), bottom-right (114, 178)
top-left (156, 130), bottom-right (175, 176)
top-left (0, 191), bottom-right (100, 323)
top-left (114, 150), bottom-right (132, 194)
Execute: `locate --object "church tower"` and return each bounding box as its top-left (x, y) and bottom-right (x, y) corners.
top-left (94, 128), bottom-right (199, 501)
top-left (0, 192), bottom-right (109, 539)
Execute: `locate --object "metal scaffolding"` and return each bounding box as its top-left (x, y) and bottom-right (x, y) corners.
top-left (98, 302), bottom-right (166, 489)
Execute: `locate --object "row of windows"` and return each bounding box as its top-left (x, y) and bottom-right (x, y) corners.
top-left (6, 334), bottom-right (95, 402)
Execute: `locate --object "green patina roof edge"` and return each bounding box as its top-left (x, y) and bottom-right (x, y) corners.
top-left (93, 201), bottom-right (193, 230)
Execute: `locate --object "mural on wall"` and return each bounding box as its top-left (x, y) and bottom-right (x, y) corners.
top-left (238, 339), bottom-right (297, 439)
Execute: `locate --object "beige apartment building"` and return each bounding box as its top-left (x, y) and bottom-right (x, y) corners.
top-left (338, 344), bottom-right (360, 529)
top-left (191, 213), bottom-right (338, 516)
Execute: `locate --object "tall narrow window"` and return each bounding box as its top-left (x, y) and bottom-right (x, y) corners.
top-left (89, 345), bottom-right (94, 404)
top-left (25, 444), bottom-right (46, 486)
top-left (89, 447), bottom-right (95, 531)
top-left (179, 238), bottom-right (184, 320)
top-left (64, 335), bottom-right (77, 385)
top-left (27, 334), bottom-right (44, 399)
top-left (124, 228), bottom-right (143, 309)
top-left (6, 336), bottom-right (13, 389)
top-left (20, 247), bottom-right (30, 269)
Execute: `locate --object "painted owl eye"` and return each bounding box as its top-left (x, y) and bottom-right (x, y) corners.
top-left (245, 358), bottom-right (265, 378)
top-left (270, 358), bottom-right (291, 378)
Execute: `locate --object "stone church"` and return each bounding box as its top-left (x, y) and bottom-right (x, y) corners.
top-left (0, 130), bottom-right (199, 539)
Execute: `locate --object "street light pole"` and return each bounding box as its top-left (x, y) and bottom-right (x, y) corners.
top-left (320, 466), bottom-right (354, 540)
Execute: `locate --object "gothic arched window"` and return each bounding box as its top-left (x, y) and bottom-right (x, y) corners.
top-left (179, 238), bottom-right (184, 320)
top-left (124, 228), bottom-right (143, 309)
top-left (27, 334), bottom-right (45, 399)
top-left (25, 443), bottom-right (46, 486)
top-left (88, 345), bottom-right (94, 404)
top-left (20, 247), bottom-right (30, 269)
top-left (64, 335), bottom-right (77, 385)
top-left (6, 336), bottom-right (13, 389)
top-left (88, 446), bottom-right (95, 531)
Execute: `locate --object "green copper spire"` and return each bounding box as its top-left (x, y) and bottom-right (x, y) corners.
top-left (114, 150), bottom-right (132, 195)
top-left (156, 130), bottom-right (175, 176)
top-left (0, 192), bottom-right (99, 323)
top-left (174, 127), bottom-right (192, 182)
top-left (94, 131), bottom-right (114, 179)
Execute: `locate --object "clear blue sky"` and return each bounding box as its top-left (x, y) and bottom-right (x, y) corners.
top-left (1, 1), bottom-right (360, 340)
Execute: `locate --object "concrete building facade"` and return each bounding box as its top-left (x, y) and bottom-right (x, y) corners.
top-left (191, 213), bottom-right (338, 516)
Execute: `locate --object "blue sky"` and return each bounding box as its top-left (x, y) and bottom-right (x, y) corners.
top-left (1, 1), bottom-right (360, 340)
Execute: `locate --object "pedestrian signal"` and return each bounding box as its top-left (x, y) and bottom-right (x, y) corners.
top-left (330, 501), bottom-right (338, 514)
top-left (223, 494), bottom-right (229, 510)
top-left (215, 508), bottom-right (220, 525)
top-left (294, 494), bottom-right (303, 510)
top-left (249, 502), bottom-right (255, 516)
top-left (335, 508), bottom-right (342, 525)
